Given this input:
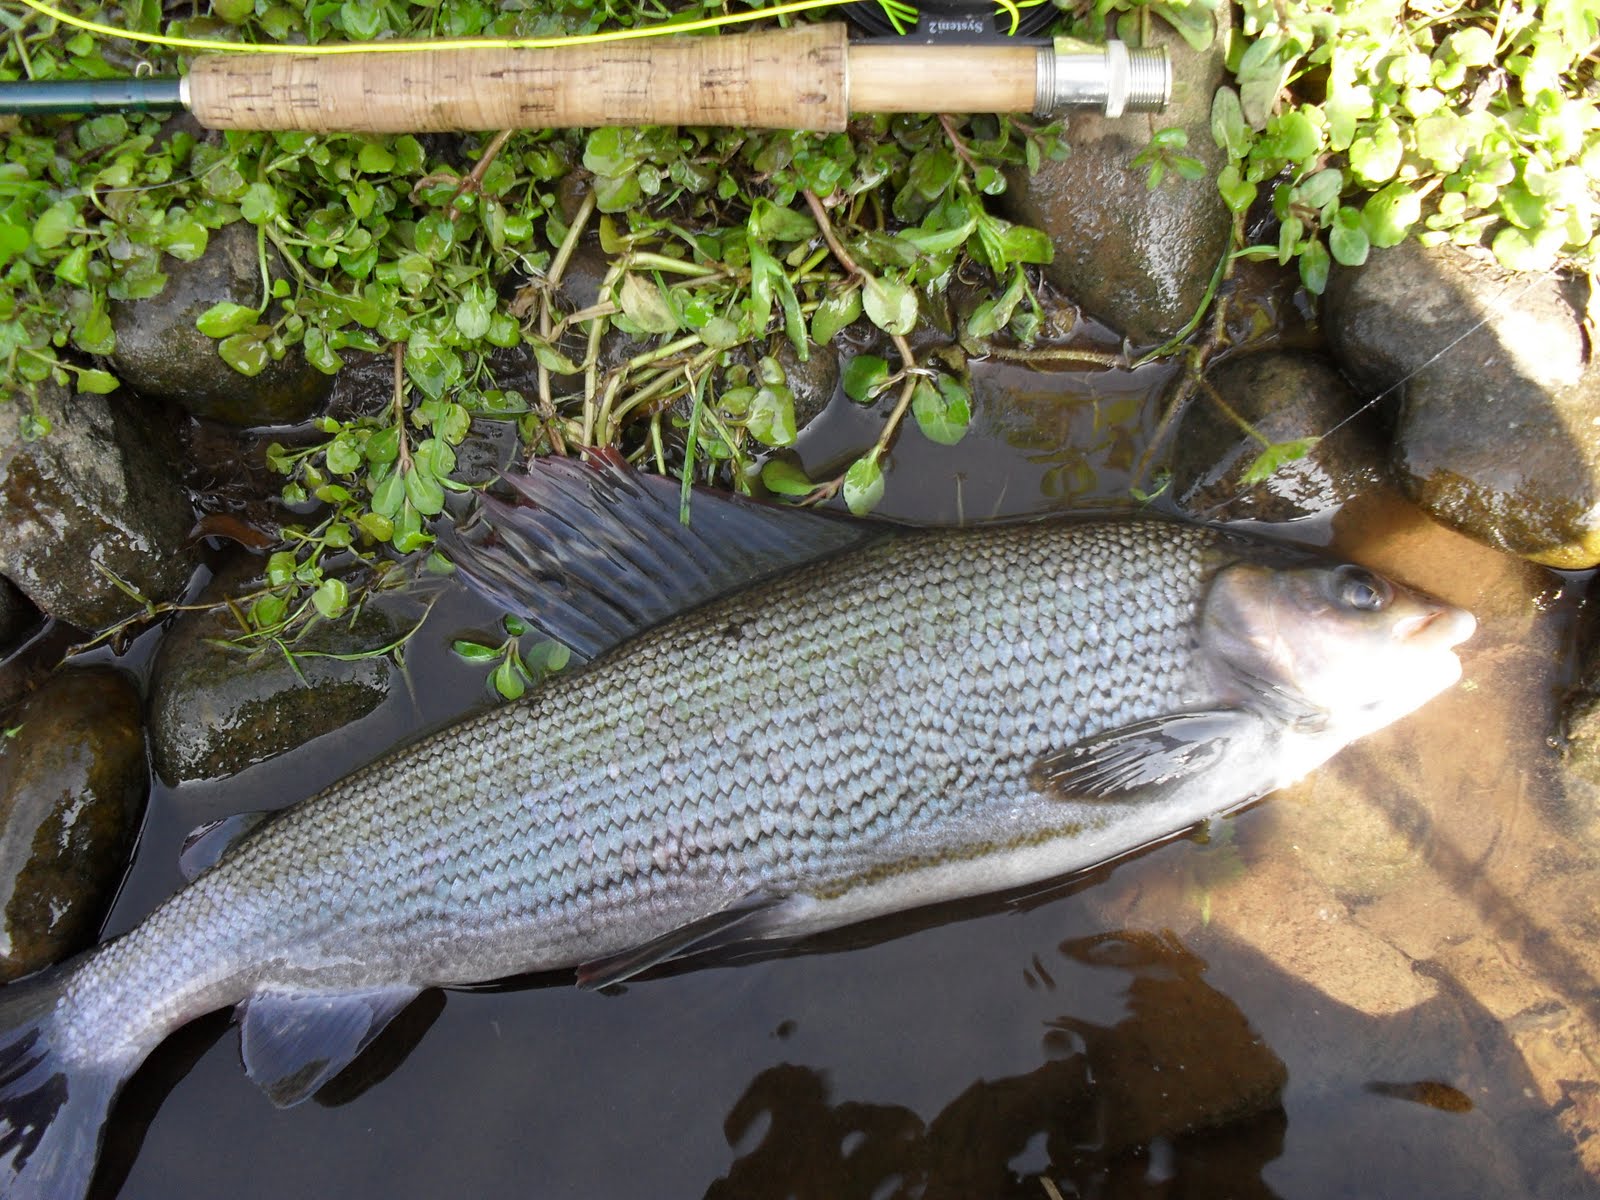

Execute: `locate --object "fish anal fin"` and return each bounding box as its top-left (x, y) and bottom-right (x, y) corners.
top-left (179, 811), bottom-right (274, 882)
top-left (1030, 710), bottom-right (1257, 804)
top-left (576, 892), bottom-right (786, 991)
top-left (238, 985), bottom-right (419, 1108)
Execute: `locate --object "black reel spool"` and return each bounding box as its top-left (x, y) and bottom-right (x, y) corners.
top-left (846, 0), bottom-right (1057, 41)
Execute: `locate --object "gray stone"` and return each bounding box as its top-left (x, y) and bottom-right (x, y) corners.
top-left (148, 569), bottom-right (400, 783)
top-left (0, 381), bottom-right (200, 630)
top-left (1000, 14), bottom-right (1234, 347)
top-left (1170, 350), bottom-right (1388, 522)
top-left (772, 341), bottom-right (841, 432)
top-left (111, 221), bottom-right (333, 427)
top-left (1324, 240), bottom-right (1600, 568)
top-left (0, 667), bottom-right (146, 981)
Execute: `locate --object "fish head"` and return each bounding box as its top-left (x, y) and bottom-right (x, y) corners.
top-left (1200, 558), bottom-right (1476, 739)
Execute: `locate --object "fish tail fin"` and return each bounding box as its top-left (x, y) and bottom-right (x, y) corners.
top-left (0, 961), bottom-right (128, 1200)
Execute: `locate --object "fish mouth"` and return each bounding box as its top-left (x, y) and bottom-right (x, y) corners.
top-left (1393, 604), bottom-right (1476, 650)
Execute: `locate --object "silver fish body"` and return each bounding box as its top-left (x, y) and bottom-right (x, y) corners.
top-left (0, 487), bottom-right (1474, 1199)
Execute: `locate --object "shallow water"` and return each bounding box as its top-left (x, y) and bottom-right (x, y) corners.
top-left (86, 359), bottom-right (1600, 1198)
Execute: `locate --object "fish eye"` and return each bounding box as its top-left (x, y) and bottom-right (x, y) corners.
top-left (1334, 566), bottom-right (1391, 612)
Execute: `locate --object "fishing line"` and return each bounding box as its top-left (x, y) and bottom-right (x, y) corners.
top-left (11, 0), bottom-right (1042, 55)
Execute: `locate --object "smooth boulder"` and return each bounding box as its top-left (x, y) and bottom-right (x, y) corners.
top-left (0, 667), bottom-right (146, 981)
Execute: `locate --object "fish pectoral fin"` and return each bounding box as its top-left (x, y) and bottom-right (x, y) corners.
top-left (576, 891), bottom-right (787, 991)
top-left (1030, 710), bottom-right (1259, 803)
top-left (178, 810), bottom-right (274, 882)
top-left (238, 984), bottom-right (420, 1107)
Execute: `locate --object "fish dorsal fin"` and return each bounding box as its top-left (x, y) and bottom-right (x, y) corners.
top-left (237, 985), bottom-right (419, 1107)
top-left (1029, 711), bottom-right (1257, 803)
top-left (439, 454), bottom-right (877, 661)
top-left (179, 810), bottom-right (274, 882)
top-left (576, 891), bottom-right (787, 990)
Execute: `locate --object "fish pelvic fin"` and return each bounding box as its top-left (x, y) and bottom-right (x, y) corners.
top-left (238, 984), bottom-right (421, 1107)
top-left (577, 891), bottom-right (788, 990)
top-left (0, 959), bottom-right (133, 1200)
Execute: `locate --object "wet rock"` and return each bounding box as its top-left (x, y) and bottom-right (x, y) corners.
top-left (999, 14), bottom-right (1233, 347)
top-left (1059, 931), bottom-right (1288, 1151)
top-left (147, 570), bottom-right (400, 784)
top-left (111, 221), bottom-right (334, 427)
top-left (1324, 240), bottom-right (1600, 568)
top-left (0, 577), bottom-right (39, 654)
top-left (0, 380), bottom-right (200, 631)
top-left (774, 341), bottom-right (840, 433)
top-left (0, 667), bottom-right (146, 981)
top-left (1170, 350), bottom-right (1388, 522)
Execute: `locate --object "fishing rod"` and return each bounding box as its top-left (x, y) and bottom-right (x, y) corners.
top-left (1, 0), bottom-right (1172, 130)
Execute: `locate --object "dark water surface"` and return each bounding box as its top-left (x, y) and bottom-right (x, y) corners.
top-left (90, 360), bottom-right (1599, 1198)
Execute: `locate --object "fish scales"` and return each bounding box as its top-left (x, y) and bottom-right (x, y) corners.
top-left (59, 522), bottom-right (1209, 1057)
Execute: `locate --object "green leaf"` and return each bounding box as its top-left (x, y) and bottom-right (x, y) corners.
top-left (842, 451), bottom-right (885, 516)
top-left (1297, 236), bottom-right (1331, 295)
top-left (413, 437), bottom-right (456, 480)
top-left (31, 200), bottom-right (76, 250)
top-left (452, 640), bottom-right (501, 663)
top-left (618, 272), bottom-right (679, 335)
top-left (1363, 182), bottom-right (1422, 247)
top-left (218, 333), bottom-right (271, 376)
top-left (195, 301), bottom-right (260, 338)
top-left (455, 287), bottom-right (494, 340)
top-left (325, 436), bottom-right (362, 475)
top-left (748, 198), bottom-right (816, 243)
top-left (862, 275), bottom-right (917, 336)
top-left (965, 268), bottom-right (1027, 341)
top-left (761, 459), bottom-right (815, 496)
top-left (1210, 86), bottom-right (1252, 158)
top-left (1240, 437), bottom-right (1322, 486)
top-left (310, 579), bottom-right (348, 624)
top-left (1328, 206), bottom-right (1370, 266)
top-left (250, 593), bottom-right (287, 630)
top-left (266, 550), bottom-right (297, 587)
top-left (811, 288), bottom-right (861, 345)
top-left (911, 375), bottom-right (971, 446)
top-left (403, 466), bottom-right (445, 516)
top-left (842, 354), bottom-right (890, 403)
top-left (492, 656), bottom-right (526, 700)
top-left (240, 182), bottom-right (282, 225)
top-left (355, 141), bottom-right (396, 175)
top-left (747, 386), bottom-right (797, 447)
top-left (74, 368), bottom-right (119, 395)
top-left (1348, 120), bottom-right (1402, 185)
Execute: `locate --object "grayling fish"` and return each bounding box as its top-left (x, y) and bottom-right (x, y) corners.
top-left (0, 457), bottom-right (1474, 1199)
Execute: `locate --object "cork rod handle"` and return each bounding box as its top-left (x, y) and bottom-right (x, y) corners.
top-left (187, 26), bottom-right (852, 132)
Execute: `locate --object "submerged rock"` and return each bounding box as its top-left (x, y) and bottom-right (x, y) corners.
top-left (1324, 241), bottom-right (1600, 568)
top-left (0, 380), bottom-right (200, 631)
top-left (111, 221), bottom-right (333, 427)
top-left (1000, 13), bottom-right (1233, 347)
top-left (0, 668), bottom-right (146, 981)
top-left (1170, 350), bottom-right (1388, 522)
top-left (148, 571), bottom-right (400, 784)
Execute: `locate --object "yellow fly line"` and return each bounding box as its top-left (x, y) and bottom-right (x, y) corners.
top-left (12, 0), bottom-right (1045, 54)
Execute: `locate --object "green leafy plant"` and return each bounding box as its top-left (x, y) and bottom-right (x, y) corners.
top-left (1215, 0), bottom-right (1599, 288)
top-left (452, 615), bottom-right (572, 701)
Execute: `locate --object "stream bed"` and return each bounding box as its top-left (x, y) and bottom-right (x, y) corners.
top-left (71, 356), bottom-right (1600, 1198)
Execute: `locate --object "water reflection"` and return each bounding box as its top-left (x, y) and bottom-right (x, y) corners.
top-left (707, 932), bottom-right (1288, 1200)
